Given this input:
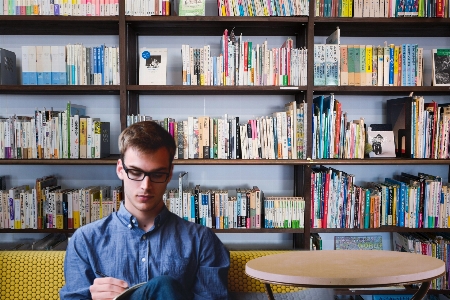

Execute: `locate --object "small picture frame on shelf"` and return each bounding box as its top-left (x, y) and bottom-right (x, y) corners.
top-left (367, 129), bottom-right (396, 158)
top-left (177, 0), bottom-right (205, 16)
top-left (432, 49), bottom-right (450, 86)
top-left (334, 236), bottom-right (383, 251)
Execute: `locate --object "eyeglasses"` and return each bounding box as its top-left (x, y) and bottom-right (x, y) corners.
top-left (121, 160), bottom-right (170, 183)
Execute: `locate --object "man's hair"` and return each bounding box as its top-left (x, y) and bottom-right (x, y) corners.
top-left (118, 121), bottom-right (176, 164)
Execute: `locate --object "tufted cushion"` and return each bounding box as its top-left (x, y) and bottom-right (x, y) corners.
top-left (0, 251), bottom-right (66, 300)
top-left (228, 251), bottom-right (302, 293)
top-left (0, 250), bottom-right (301, 300)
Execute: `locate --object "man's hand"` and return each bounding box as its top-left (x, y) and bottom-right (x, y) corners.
top-left (90, 277), bottom-right (129, 300)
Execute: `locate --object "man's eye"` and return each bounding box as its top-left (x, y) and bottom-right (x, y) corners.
top-left (128, 170), bottom-right (143, 177)
top-left (151, 172), bottom-right (165, 179)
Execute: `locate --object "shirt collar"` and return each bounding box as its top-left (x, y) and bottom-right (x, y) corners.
top-left (117, 201), bottom-right (170, 230)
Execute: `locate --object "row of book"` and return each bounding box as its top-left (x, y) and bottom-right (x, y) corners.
top-left (393, 232), bottom-right (450, 290)
top-left (127, 100), bottom-right (308, 160)
top-left (21, 44), bottom-right (120, 86)
top-left (314, 42), bottom-right (424, 87)
top-left (0, 0), bottom-right (119, 15)
top-left (311, 167), bottom-right (447, 230)
top-left (0, 173), bottom-right (305, 230)
top-left (312, 94), bottom-right (366, 159)
top-left (315, 0), bottom-right (449, 17)
top-left (0, 176), bottom-right (123, 230)
top-left (125, 0), bottom-right (171, 15)
top-left (408, 96), bottom-right (450, 159)
top-left (163, 177), bottom-right (305, 229)
top-left (387, 96), bottom-right (450, 159)
top-left (218, 0), bottom-right (309, 16)
top-left (0, 103), bottom-right (110, 159)
top-left (177, 30), bottom-right (308, 87)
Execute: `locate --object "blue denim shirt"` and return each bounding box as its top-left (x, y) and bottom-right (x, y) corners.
top-left (59, 203), bottom-right (230, 300)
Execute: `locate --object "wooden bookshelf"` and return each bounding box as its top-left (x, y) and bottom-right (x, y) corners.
top-left (0, 2), bottom-right (449, 291)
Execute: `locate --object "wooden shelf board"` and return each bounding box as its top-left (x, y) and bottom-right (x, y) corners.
top-left (314, 17), bottom-right (450, 37)
top-left (313, 86), bottom-right (450, 95)
top-left (128, 85), bottom-right (307, 95)
top-left (0, 16), bottom-right (119, 35)
top-left (126, 16), bottom-right (308, 36)
top-left (311, 227), bottom-right (450, 233)
top-left (0, 85), bottom-right (120, 95)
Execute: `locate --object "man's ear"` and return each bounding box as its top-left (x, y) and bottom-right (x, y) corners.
top-left (117, 159), bottom-right (125, 180)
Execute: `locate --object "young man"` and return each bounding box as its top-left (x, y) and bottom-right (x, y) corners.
top-left (60, 121), bottom-right (230, 300)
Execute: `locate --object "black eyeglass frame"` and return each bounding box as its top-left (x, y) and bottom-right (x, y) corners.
top-left (121, 159), bottom-right (170, 183)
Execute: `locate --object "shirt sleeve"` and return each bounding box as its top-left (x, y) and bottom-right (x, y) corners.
top-left (59, 229), bottom-right (94, 300)
top-left (192, 229), bottom-right (230, 300)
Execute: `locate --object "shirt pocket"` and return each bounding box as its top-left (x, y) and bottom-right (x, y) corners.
top-left (160, 257), bottom-right (191, 277)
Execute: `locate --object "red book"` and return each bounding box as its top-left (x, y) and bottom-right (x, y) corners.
top-left (334, 100), bottom-right (342, 158)
top-left (322, 168), bottom-right (331, 228)
top-left (310, 171), bottom-right (315, 228)
top-left (436, 0), bottom-right (444, 17)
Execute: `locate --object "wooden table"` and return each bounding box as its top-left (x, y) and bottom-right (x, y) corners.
top-left (245, 250), bottom-right (446, 300)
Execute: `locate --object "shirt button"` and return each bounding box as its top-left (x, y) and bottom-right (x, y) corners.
top-left (143, 236), bottom-right (146, 240)
top-left (128, 224), bottom-right (132, 229)
top-left (132, 219), bottom-right (136, 223)
top-left (142, 258), bottom-right (146, 262)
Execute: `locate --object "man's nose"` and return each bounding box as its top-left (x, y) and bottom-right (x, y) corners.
top-left (140, 175), bottom-right (153, 189)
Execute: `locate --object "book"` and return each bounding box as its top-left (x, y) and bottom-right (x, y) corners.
top-left (139, 48), bottom-right (168, 85)
top-left (313, 44), bottom-right (325, 85)
top-left (94, 121), bottom-right (110, 158)
top-left (0, 48), bottom-right (17, 85)
top-left (334, 235), bottom-right (383, 250)
top-left (178, 0), bottom-right (205, 15)
top-left (432, 49), bottom-right (450, 86)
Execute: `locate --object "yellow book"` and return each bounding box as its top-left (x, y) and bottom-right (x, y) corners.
top-left (79, 117), bottom-right (87, 158)
top-left (348, 0), bottom-right (353, 16)
top-left (73, 191), bottom-right (80, 229)
top-left (341, 0), bottom-right (348, 16)
top-left (392, 184), bottom-right (397, 226)
top-left (394, 46), bottom-right (399, 86)
top-left (365, 45), bottom-right (372, 86)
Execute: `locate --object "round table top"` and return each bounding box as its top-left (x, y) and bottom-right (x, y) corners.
top-left (245, 250), bottom-right (446, 288)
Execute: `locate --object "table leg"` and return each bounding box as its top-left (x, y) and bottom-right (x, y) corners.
top-left (410, 281), bottom-right (431, 300)
top-left (264, 283), bottom-right (275, 300)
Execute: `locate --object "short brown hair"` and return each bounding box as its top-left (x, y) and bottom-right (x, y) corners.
top-left (118, 121), bottom-right (176, 164)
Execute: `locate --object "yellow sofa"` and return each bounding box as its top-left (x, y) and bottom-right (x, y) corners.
top-left (0, 250), bottom-right (301, 299)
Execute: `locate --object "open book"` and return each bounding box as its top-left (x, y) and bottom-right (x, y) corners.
top-left (113, 282), bottom-right (147, 300)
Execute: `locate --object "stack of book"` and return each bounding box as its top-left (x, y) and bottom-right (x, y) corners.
top-left (0, 175), bottom-right (123, 230)
top-left (22, 44), bottom-right (119, 86)
top-left (393, 232), bottom-right (449, 290)
top-left (127, 100), bottom-right (308, 160)
top-left (315, 0), bottom-right (449, 17)
top-left (312, 94), bottom-right (365, 159)
top-left (1, 0), bottom-right (119, 16)
top-left (181, 30), bottom-right (308, 87)
top-left (218, 0), bottom-right (309, 16)
top-left (314, 42), bottom-right (424, 87)
top-left (311, 167), bottom-right (449, 230)
top-left (125, 0), bottom-right (171, 15)
top-left (387, 96), bottom-right (450, 159)
top-left (0, 102), bottom-right (110, 159)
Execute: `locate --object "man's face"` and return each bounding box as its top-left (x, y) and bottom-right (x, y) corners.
top-left (116, 147), bottom-right (173, 218)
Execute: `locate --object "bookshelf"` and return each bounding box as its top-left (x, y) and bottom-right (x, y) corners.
top-left (0, 0), bottom-right (450, 276)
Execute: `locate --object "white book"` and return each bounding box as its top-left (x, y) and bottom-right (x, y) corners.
top-left (28, 46), bottom-right (38, 85)
top-left (139, 48), bottom-right (167, 85)
top-left (70, 115), bottom-right (79, 159)
top-left (383, 44), bottom-right (390, 86)
top-left (188, 116), bottom-right (194, 159)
